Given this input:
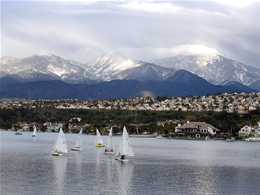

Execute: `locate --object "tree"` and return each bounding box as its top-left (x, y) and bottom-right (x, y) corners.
top-left (185, 115), bottom-right (197, 121)
top-left (40, 125), bottom-right (47, 132)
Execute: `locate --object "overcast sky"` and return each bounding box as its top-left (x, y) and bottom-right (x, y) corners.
top-left (1, 1), bottom-right (260, 68)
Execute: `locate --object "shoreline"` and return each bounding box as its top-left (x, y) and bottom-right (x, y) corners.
top-left (129, 134), bottom-right (156, 138)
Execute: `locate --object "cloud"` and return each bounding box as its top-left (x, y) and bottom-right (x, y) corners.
top-left (120, 1), bottom-right (180, 14)
top-left (212, 0), bottom-right (255, 8)
top-left (116, 45), bottom-right (220, 62)
top-left (1, 1), bottom-right (260, 68)
top-left (68, 47), bottom-right (103, 63)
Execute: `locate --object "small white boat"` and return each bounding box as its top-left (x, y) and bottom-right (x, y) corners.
top-left (226, 137), bottom-right (235, 142)
top-left (95, 129), bottom-right (105, 147)
top-left (245, 137), bottom-right (260, 142)
top-left (156, 135), bottom-right (163, 139)
top-left (104, 127), bottom-right (114, 155)
top-left (15, 129), bottom-right (23, 135)
top-left (15, 132), bottom-right (22, 135)
top-left (52, 128), bottom-right (68, 156)
top-left (71, 129), bottom-right (82, 151)
top-left (32, 125), bottom-right (37, 137)
top-left (115, 126), bottom-right (134, 162)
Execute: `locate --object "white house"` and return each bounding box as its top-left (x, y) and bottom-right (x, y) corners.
top-left (238, 125), bottom-right (252, 137)
top-left (175, 121), bottom-right (220, 138)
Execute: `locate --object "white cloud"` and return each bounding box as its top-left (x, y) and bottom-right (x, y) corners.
top-left (68, 47), bottom-right (103, 63)
top-left (212, 0), bottom-right (255, 8)
top-left (1, 1), bottom-right (260, 68)
top-left (170, 45), bottom-right (220, 56)
top-left (116, 45), bottom-right (220, 62)
top-left (120, 1), bottom-right (180, 13)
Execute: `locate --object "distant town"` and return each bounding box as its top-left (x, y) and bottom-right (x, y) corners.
top-left (1, 92), bottom-right (260, 114)
top-left (1, 92), bottom-right (260, 141)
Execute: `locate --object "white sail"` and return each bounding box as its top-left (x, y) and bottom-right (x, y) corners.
top-left (116, 139), bottom-right (123, 157)
top-left (75, 129), bottom-right (82, 148)
top-left (105, 127), bottom-right (114, 154)
top-left (120, 126), bottom-right (134, 157)
top-left (96, 129), bottom-right (104, 144)
top-left (53, 128), bottom-right (68, 153)
top-left (32, 125), bottom-right (37, 137)
top-left (106, 127), bottom-right (114, 149)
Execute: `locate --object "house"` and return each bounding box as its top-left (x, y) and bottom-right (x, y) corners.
top-left (238, 125), bottom-right (252, 137)
top-left (44, 122), bottom-right (64, 132)
top-left (248, 122), bottom-right (260, 138)
top-left (256, 122), bottom-right (260, 138)
top-left (175, 121), bottom-right (221, 138)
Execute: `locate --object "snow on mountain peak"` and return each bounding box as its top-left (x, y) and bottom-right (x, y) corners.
top-left (171, 44), bottom-right (220, 56)
top-left (168, 45), bottom-right (221, 67)
top-left (86, 50), bottom-right (142, 80)
top-left (0, 56), bottom-right (19, 64)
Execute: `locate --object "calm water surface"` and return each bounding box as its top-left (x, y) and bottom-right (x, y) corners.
top-left (1, 131), bottom-right (259, 195)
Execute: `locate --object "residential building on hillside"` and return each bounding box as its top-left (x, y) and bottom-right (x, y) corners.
top-left (239, 123), bottom-right (260, 138)
top-left (252, 123), bottom-right (260, 138)
top-left (43, 122), bottom-right (64, 132)
top-left (238, 125), bottom-right (252, 137)
top-left (175, 121), bottom-right (221, 138)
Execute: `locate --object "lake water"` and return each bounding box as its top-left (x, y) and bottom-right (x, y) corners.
top-left (1, 131), bottom-right (260, 195)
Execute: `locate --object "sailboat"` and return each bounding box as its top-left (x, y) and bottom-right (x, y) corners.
top-left (115, 126), bottom-right (134, 162)
top-left (71, 129), bottom-right (82, 151)
top-left (104, 127), bottom-right (114, 155)
top-left (95, 129), bottom-right (105, 147)
top-left (156, 133), bottom-right (163, 139)
top-left (32, 125), bottom-right (37, 137)
top-left (52, 128), bottom-right (68, 156)
top-left (15, 129), bottom-right (22, 135)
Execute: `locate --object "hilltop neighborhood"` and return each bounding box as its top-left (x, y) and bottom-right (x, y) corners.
top-left (1, 92), bottom-right (260, 113)
top-left (1, 92), bottom-right (260, 140)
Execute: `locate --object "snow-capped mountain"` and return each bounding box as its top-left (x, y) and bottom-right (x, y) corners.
top-left (1, 46), bottom-right (260, 87)
top-left (85, 51), bottom-right (177, 81)
top-left (249, 80), bottom-right (260, 91)
top-left (112, 63), bottom-right (177, 81)
top-left (1, 48), bottom-right (259, 99)
top-left (155, 53), bottom-right (260, 86)
top-left (0, 54), bottom-right (97, 84)
top-left (0, 51), bottom-right (178, 84)
top-left (85, 51), bottom-right (143, 81)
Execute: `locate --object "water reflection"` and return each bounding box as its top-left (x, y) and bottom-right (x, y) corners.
top-left (117, 162), bottom-right (134, 195)
top-left (72, 151), bottom-right (83, 181)
top-left (52, 156), bottom-right (67, 195)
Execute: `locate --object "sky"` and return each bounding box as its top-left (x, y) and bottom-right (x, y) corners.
top-left (1, 0), bottom-right (260, 68)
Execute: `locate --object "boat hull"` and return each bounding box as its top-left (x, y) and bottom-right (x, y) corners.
top-left (226, 138), bottom-right (235, 142)
top-left (105, 151), bottom-right (114, 155)
top-left (52, 152), bottom-right (62, 156)
top-left (118, 158), bottom-right (129, 162)
top-left (95, 143), bottom-right (105, 147)
top-left (71, 147), bottom-right (82, 151)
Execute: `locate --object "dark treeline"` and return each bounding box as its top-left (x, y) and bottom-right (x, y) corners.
top-left (0, 107), bottom-right (259, 135)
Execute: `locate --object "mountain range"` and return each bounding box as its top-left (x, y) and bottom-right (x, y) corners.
top-left (155, 53), bottom-right (260, 86)
top-left (1, 48), bottom-right (259, 99)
